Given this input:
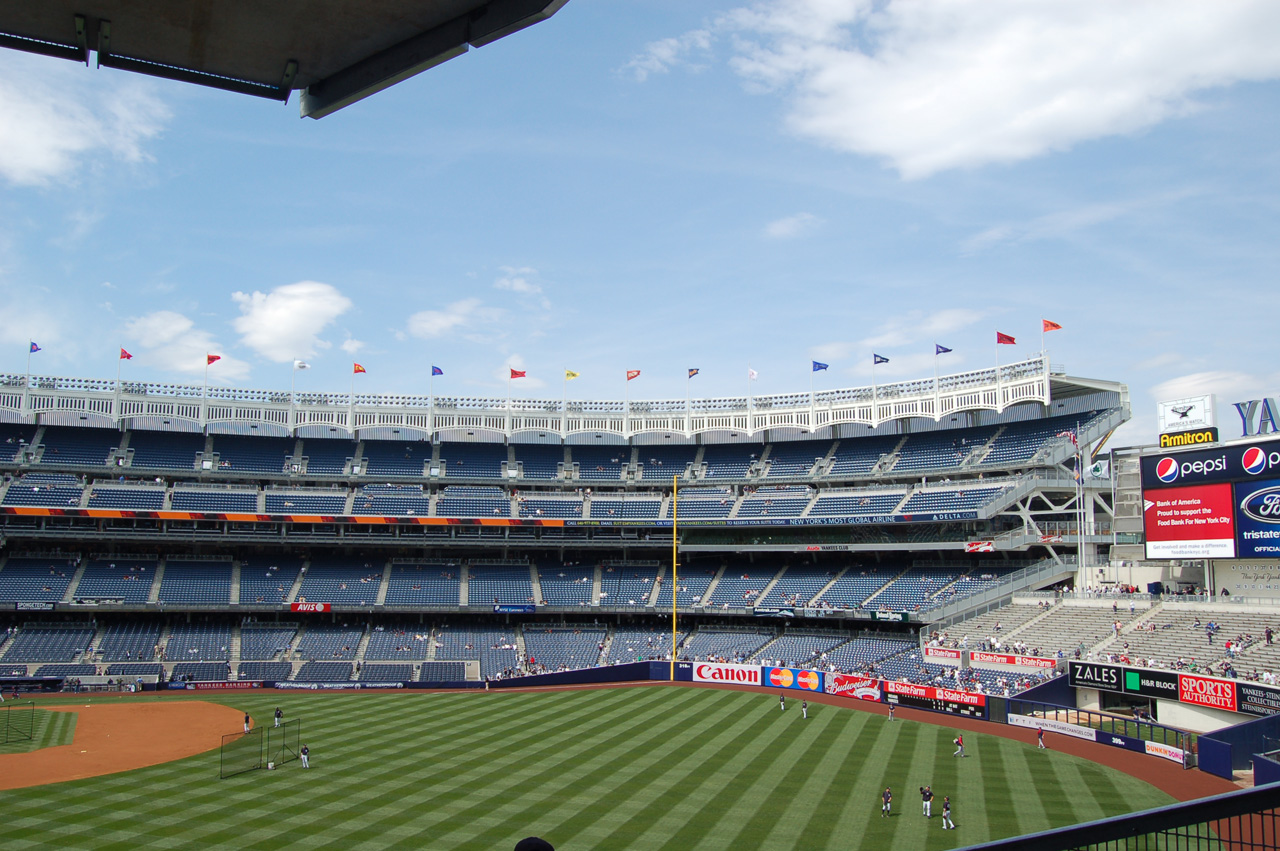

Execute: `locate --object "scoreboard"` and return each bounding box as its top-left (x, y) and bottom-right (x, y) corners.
top-left (884, 681), bottom-right (987, 718)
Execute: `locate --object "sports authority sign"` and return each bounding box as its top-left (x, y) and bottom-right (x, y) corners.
top-left (825, 674), bottom-right (882, 702)
top-left (692, 662), bottom-right (761, 686)
top-left (1178, 673), bottom-right (1237, 711)
top-left (291, 602), bottom-right (331, 612)
top-left (970, 651), bottom-right (1056, 669)
top-left (1143, 483), bottom-right (1236, 559)
top-left (767, 667), bottom-right (823, 691)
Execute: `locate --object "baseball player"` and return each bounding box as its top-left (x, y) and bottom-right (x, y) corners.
top-left (274, 707), bottom-right (283, 728)
top-left (942, 795), bottom-right (955, 829)
top-left (300, 744), bottom-right (310, 769)
top-left (780, 693), bottom-right (786, 711)
top-left (801, 700), bottom-right (808, 719)
top-left (1038, 727), bottom-right (1046, 749)
top-left (243, 712), bottom-right (250, 734)
top-left (920, 785), bottom-right (933, 817)
top-left (881, 787), bottom-right (892, 817)
top-left (888, 703), bottom-right (895, 721)
top-left (953, 733), bottom-right (965, 757)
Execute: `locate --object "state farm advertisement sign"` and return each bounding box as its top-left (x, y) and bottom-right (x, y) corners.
top-left (1144, 483), bottom-right (1236, 559)
top-left (885, 681), bottom-right (986, 707)
top-left (291, 602), bottom-right (331, 612)
top-left (693, 662), bottom-right (760, 686)
top-left (923, 647), bottom-right (962, 661)
top-left (767, 667), bottom-right (823, 691)
top-left (825, 674), bottom-right (882, 702)
top-left (970, 651), bottom-right (1056, 669)
top-left (1178, 673), bottom-right (1238, 711)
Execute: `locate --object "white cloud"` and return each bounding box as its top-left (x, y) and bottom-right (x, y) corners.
top-left (494, 267), bottom-right (542, 295)
top-left (232, 281), bottom-right (353, 363)
top-left (124, 310), bottom-right (250, 380)
top-left (0, 51), bottom-right (170, 186)
top-left (764, 212), bottom-right (820, 239)
top-left (861, 308), bottom-right (985, 350)
top-left (658, 0), bottom-right (1280, 178)
top-left (406, 298), bottom-right (507, 341)
top-left (1115, 369), bottom-right (1280, 447)
top-left (340, 337), bottom-right (365, 355)
top-left (811, 308), bottom-right (983, 373)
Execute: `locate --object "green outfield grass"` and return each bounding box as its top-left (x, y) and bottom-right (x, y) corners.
top-left (0, 707), bottom-right (76, 755)
top-left (2, 687), bottom-right (1172, 850)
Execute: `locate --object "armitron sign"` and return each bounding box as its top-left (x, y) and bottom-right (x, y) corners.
top-left (693, 663), bottom-right (760, 686)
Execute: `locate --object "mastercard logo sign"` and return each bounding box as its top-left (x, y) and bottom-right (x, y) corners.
top-left (769, 668), bottom-right (794, 688)
top-left (797, 670), bottom-right (820, 690)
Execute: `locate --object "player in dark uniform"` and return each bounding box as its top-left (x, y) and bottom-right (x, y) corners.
top-left (942, 795), bottom-right (955, 829)
top-left (921, 785), bottom-right (933, 817)
top-left (275, 707), bottom-right (283, 728)
top-left (888, 703), bottom-right (895, 721)
top-left (300, 743), bottom-right (310, 768)
top-left (801, 700), bottom-right (808, 719)
top-left (881, 787), bottom-right (892, 817)
top-left (243, 712), bottom-right (250, 733)
top-left (1038, 726), bottom-right (1046, 749)
top-left (779, 693), bottom-right (786, 711)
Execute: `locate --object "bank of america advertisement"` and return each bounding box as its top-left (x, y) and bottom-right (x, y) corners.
top-left (1143, 483), bottom-right (1236, 559)
top-left (1234, 478), bottom-right (1280, 558)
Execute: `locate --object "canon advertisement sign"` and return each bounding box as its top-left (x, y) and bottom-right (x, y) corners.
top-left (693, 663), bottom-right (761, 686)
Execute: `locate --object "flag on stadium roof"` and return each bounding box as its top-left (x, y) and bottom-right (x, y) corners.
top-left (935, 344), bottom-right (952, 355)
top-left (565, 370), bottom-right (579, 380)
top-left (293, 360), bottom-right (310, 370)
top-left (431, 366), bottom-right (443, 376)
top-left (510, 368), bottom-right (526, 379)
top-left (207, 354), bottom-right (221, 364)
top-left (748, 368), bottom-right (758, 380)
top-left (688, 368), bottom-right (699, 378)
top-left (812, 361), bottom-right (828, 372)
top-left (119, 348), bottom-right (133, 360)
top-left (29, 342), bottom-right (40, 353)
top-left (1056, 430), bottom-right (1078, 445)
top-left (1043, 319), bottom-right (1063, 332)
top-left (873, 354), bottom-right (889, 365)
top-left (996, 332), bottom-right (1016, 345)
top-left (626, 370), bottom-right (640, 381)
top-left (353, 363), bottom-right (367, 374)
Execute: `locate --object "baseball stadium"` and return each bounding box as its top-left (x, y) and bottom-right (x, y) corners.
top-left (2, 3), bottom-right (1280, 851)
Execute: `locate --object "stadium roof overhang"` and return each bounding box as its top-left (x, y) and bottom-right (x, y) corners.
top-left (0, 0), bottom-right (569, 118)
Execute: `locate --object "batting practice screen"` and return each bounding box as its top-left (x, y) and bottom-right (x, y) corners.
top-left (220, 728), bottom-right (263, 779)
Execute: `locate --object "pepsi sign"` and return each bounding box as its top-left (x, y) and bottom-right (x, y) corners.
top-left (1141, 438), bottom-right (1280, 489)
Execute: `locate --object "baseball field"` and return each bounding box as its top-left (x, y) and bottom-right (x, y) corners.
top-left (1, 685), bottom-right (1184, 850)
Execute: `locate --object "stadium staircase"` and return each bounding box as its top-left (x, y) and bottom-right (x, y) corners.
top-left (690, 446), bottom-right (706, 479)
top-left (857, 566), bottom-right (912, 609)
top-left (290, 438), bottom-right (304, 473)
top-left (808, 567), bottom-right (850, 606)
top-left (755, 566), bottom-right (786, 603)
top-left (162, 487), bottom-right (173, 509)
top-left (63, 558), bottom-right (89, 602)
top-left (230, 561), bottom-right (241, 605)
top-left (515, 625), bottom-right (527, 662)
top-left (423, 631), bottom-right (438, 662)
top-left (874, 437), bottom-right (909, 475)
top-left (375, 561), bottom-right (391, 605)
top-left (78, 487), bottom-right (91, 508)
top-left (147, 560), bottom-right (166, 603)
top-left (529, 564), bottom-right (543, 605)
top-left (285, 563), bottom-right (305, 604)
top-left (582, 490), bottom-right (593, 518)
top-left (342, 489), bottom-right (356, 514)
top-left (29, 426), bottom-right (46, 462)
top-left (350, 441), bottom-right (365, 475)
top-left (700, 565), bottom-right (726, 603)
top-left (646, 567), bottom-right (665, 606)
top-left (727, 498), bottom-right (742, 519)
top-left (596, 625), bottom-right (614, 665)
top-left (997, 602), bottom-right (1062, 643)
top-left (591, 566), bottom-right (603, 606)
top-left (86, 624), bottom-right (109, 663)
top-left (459, 567), bottom-right (469, 607)
top-left (353, 627), bottom-right (372, 673)
top-left (229, 626), bottom-right (242, 677)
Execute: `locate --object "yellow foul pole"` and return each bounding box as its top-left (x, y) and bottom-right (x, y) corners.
top-left (670, 474), bottom-right (678, 681)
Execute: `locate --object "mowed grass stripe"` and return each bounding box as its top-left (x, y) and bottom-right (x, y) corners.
top-left (791, 706), bottom-right (884, 849)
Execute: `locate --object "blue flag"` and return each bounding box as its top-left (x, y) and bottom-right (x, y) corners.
top-left (688, 368), bottom-right (699, 378)
top-left (873, 354), bottom-right (889, 365)
top-left (935, 344), bottom-right (952, 355)
top-left (431, 366), bottom-right (443, 376)
top-left (812, 361), bottom-right (828, 372)
top-left (29, 342), bottom-right (41, 353)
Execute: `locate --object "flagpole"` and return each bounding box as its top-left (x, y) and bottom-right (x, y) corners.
top-left (871, 359), bottom-right (878, 426)
top-left (670, 473), bottom-right (678, 681)
top-left (115, 352), bottom-right (123, 424)
top-left (994, 336), bottom-right (1002, 411)
top-left (22, 342), bottom-right (32, 418)
top-left (686, 371), bottom-right (691, 436)
top-left (562, 371), bottom-right (568, 434)
top-left (933, 348), bottom-right (941, 420)
top-left (202, 357), bottom-right (209, 428)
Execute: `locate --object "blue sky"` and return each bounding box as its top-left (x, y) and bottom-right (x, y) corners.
top-left (1, 0), bottom-right (1279, 445)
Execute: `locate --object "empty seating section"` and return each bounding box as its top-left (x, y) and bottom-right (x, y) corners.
top-left (170, 488), bottom-right (257, 513)
top-left (98, 622), bottom-right (162, 661)
top-left (469, 565), bottom-right (534, 606)
top-left (360, 663), bottom-right (413, 681)
top-left (3, 480), bottom-right (84, 507)
top-left (38, 426), bottom-right (121, 467)
top-left (537, 565), bottom-right (595, 606)
top-left (766, 442), bottom-right (828, 478)
top-left (438, 485), bottom-right (509, 517)
top-left (705, 566), bottom-right (779, 608)
top-left (809, 492), bottom-right (904, 516)
top-left (238, 661), bottom-right (292, 681)
top-left (870, 567), bottom-right (963, 611)
top-left (599, 565), bottom-right (658, 607)
top-left (300, 438), bottom-right (354, 475)
top-left (573, 446), bottom-right (627, 481)
top-left (518, 498), bottom-right (582, 519)
top-left (523, 626), bottom-right (606, 670)
top-left (2, 627), bottom-right (94, 662)
top-left (638, 446), bottom-right (696, 481)
top-left (667, 488), bottom-right (732, 519)
top-left (296, 558), bottom-right (383, 606)
top-left (296, 626), bottom-right (364, 660)
top-left (157, 559), bottom-right (233, 604)
top-left (607, 626), bottom-right (689, 663)
top-left (165, 624), bottom-right (231, 661)
top-left (442, 441), bottom-right (508, 478)
top-left (239, 558), bottom-right (302, 605)
top-left (511, 445), bottom-right (560, 480)
top-left (738, 488), bottom-right (810, 517)
top-left (126, 431), bottom-right (204, 470)
top-left (36, 663), bottom-right (96, 677)
top-left (824, 638), bottom-right (915, 673)
top-left (752, 634), bottom-right (850, 667)
top-left (981, 413), bottom-right (1100, 466)
top-left (210, 435), bottom-right (293, 474)
top-left (681, 630), bottom-right (772, 662)
top-left (827, 436), bottom-right (899, 476)
top-left (1010, 604), bottom-right (1143, 656)
top-left (361, 440), bottom-right (428, 477)
top-left (240, 626), bottom-right (297, 660)
top-left (817, 568), bottom-right (896, 608)
top-left (942, 604), bottom-right (1047, 645)
top-left (590, 498), bottom-right (661, 519)
top-left (364, 625), bottom-right (433, 660)
top-left (76, 558), bottom-right (157, 602)
top-left (170, 661), bottom-right (229, 681)
top-left (0, 424), bottom-right (36, 461)
top-left (87, 486), bottom-right (165, 510)
top-left (893, 428), bottom-right (996, 472)
top-left (657, 568), bottom-right (717, 608)
top-left (419, 661), bottom-right (467, 682)
top-left (264, 491), bottom-right (348, 514)
top-left (701, 444), bottom-right (757, 479)
top-left (383, 562), bottom-right (461, 606)
top-left (899, 487), bottom-right (1003, 514)
top-left (0, 556), bottom-right (77, 602)
top-left (295, 661), bottom-right (353, 681)
top-left (434, 626), bottom-right (518, 679)
top-left (106, 662), bottom-right (164, 677)
top-left (352, 484), bottom-right (430, 516)
top-left (758, 568), bottom-right (840, 608)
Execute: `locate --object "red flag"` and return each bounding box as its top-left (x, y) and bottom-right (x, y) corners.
top-left (626, 369), bottom-right (641, 381)
top-left (996, 332), bottom-right (1016, 345)
top-left (353, 363), bottom-right (366, 374)
top-left (1042, 319), bottom-right (1063, 332)
top-left (510, 368), bottom-right (526, 379)
top-left (119, 348), bottom-right (133, 360)
top-left (207, 354), bottom-right (221, 364)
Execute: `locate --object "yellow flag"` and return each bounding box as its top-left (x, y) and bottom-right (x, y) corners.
top-left (565, 370), bottom-right (580, 380)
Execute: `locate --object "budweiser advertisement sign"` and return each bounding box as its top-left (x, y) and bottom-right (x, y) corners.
top-left (1178, 673), bottom-right (1238, 712)
top-left (693, 663), bottom-right (761, 686)
top-left (825, 674), bottom-right (882, 702)
top-left (970, 651), bottom-right (1056, 669)
top-left (291, 602), bottom-right (331, 613)
top-left (965, 541), bottom-right (995, 553)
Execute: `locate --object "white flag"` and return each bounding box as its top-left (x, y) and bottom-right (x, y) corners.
top-left (1088, 460), bottom-right (1110, 479)
top-left (294, 360), bottom-right (311, 370)
top-left (748, 368), bottom-right (758, 381)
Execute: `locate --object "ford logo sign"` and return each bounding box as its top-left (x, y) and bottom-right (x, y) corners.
top-left (1241, 487), bottom-right (1280, 523)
